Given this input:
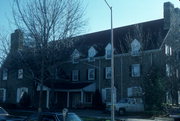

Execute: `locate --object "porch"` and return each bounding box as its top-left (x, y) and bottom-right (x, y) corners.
top-left (37, 82), bottom-right (96, 109)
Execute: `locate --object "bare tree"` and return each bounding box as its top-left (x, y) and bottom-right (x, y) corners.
top-left (164, 9), bottom-right (180, 105)
top-left (0, 33), bottom-right (11, 65)
top-left (12, 0), bottom-right (86, 111)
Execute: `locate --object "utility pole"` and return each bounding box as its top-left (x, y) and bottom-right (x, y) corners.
top-left (104, 0), bottom-right (115, 121)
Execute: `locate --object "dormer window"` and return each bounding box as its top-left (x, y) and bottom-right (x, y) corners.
top-left (72, 49), bottom-right (80, 64)
top-left (131, 39), bottom-right (141, 56)
top-left (88, 47), bottom-right (97, 62)
top-left (105, 43), bottom-right (112, 59)
top-left (18, 69), bottom-right (23, 79)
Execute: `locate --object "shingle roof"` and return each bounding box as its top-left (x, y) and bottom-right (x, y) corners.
top-left (45, 82), bottom-right (92, 90)
top-left (68, 19), bottom-right (168, 59)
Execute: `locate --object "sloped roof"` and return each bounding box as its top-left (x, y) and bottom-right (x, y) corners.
top-left (44, 82), bottom-right (93, 90)
top-left (68, 19), bottom-right (168, 59)
top-left (3, 18), bottom-right (168, 67)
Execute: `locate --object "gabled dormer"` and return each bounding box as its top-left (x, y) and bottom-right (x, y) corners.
top-left (105, 43), bottom-right (112, 59)
top-left (71, 49), bottom-right (80, 64)
top-left (131, 39), bottom-right (141, 56)
top-left (88, 46), bottom-right (97, 62)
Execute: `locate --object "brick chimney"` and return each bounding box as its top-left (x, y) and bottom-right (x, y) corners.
top-left (10, 29), bottom-right (24, 52)
top-left (164, 2), bottom-right (174, 30)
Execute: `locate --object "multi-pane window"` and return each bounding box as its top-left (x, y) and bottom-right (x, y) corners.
top-left (18, 69), bottom-right (23, 79)
top-left (85, 92), bottom-right (93, 103)
top-left (169, 47), bottom-right (172, 56)
top-left (105, 88), bottom-right (111, 102)
top-left (72, 49), bottom-right (80, 64)
top-left (72, 70), bottom-right (79, 81)
top-left (105, 43), bottom-right (112, 59)
top-left (88, 69), bottom-right (95, 80)
top-left (17, 87), bottom-right (28, 103)
top-left (88, 47), bottom-right (96, 62)
top-left (131, 64), bottom-right (140, 77)
top-left (101, 88), bottom-right (116, 103)
top-left (0, 88), bottom-right (6, 102)
top-left (2, 69), bottom-right (8, 80)
top-left (106, 50), bottom-right (111, 59)
top-left (165, 44), bottom-right (172, 56)
top-left (165, 44), bottom-right (169, 55)
top-left (131, 39), bottom-right (141, 56)
top-left (166, 64), bottom-right (171, 77)
top-left (105, 67), bottom-right (111, 79)
top-left (127, 86), bottom-right (142, 97)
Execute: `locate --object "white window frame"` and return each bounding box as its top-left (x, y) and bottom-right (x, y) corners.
top-left (85, 92), bottom-right (93, 103)
top-left (72, 70), bottom-right (79, 81)
top-left (169, 46), bottom-right (172, 56)
top-left (127, 86), bottom-right (142, 97)
top-left (105, 67), bottom-right (111, 79)
top-left (18, 69), bottom-right (23, 79)
top-left (131, 39), bottom-right (141, 56)
top-left (88, 47), bottom-right (96, 62)
top-left (106, 49), bottom-right (111, 59)
top-left (165, 44), bottom-right (169, 55)
top-left (165, 44), bottom-right (172, 56)
top-left (105, 43), bottom-right (112, 59)
top-left (131, 64), bottom-right (140, 77)
top-left (0, 88), bottom-right (6, 102)
top-left (88, 69), bottom-right (95, 80)
top-left (2, 69), bottom-right (8, 80)
top-left (102, 88), bottom-right (116, 103)
top-left (17, 87), bottom-right (28, 103)
top-left (166, 64), bottom-right (171, 77)
top-left (72, 49), bottom-right (80, 64)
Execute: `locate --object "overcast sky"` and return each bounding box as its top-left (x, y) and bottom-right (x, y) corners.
top-left (0, 0), bottom-right (180, 35)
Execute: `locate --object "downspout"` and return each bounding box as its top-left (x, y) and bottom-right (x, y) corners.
top-left (120, 56), bottom-right (123, 99)
top-left (98, 59), bottom-right (101, 91)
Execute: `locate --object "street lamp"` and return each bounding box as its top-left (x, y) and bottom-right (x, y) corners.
top-left (104, 0), bottom-right (115, 121)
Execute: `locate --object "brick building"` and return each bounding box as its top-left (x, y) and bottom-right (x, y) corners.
top-left (0, 2), bottom-right (180, 109)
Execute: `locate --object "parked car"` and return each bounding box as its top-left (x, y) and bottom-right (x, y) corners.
top-left (106, 98), bottom-right (144, 115)
top-left (0, 107), bottom-right (9, 115)
top-left (0, 107), bottom-right (25, 121)
top-left (169, 107), bottom-right (180, 121)
top-left (24, 112), bottom-right (82, 121)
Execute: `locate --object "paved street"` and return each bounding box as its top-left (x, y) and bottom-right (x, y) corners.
top-left (70, 109), bottom-right (154, 121)
top-left (10, 109), bottom-right (176, 121)
top-left (70, 109), bottom-right (178, 121)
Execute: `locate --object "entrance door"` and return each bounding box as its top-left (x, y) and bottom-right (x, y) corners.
top-left (71, 92), bottom-right (81, 108)
top-left (55, 92), bottom-right (67, 109)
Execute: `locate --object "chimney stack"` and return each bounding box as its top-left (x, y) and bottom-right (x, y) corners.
top-left (164, 2), bottom-right (174, 30)
top-left (10, 29), bottom-right (24, 52)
